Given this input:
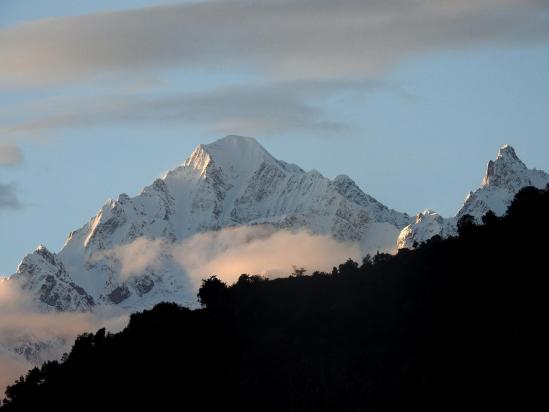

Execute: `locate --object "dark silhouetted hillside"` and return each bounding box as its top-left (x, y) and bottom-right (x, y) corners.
top-left (2, 185), bottom-right (549, 411)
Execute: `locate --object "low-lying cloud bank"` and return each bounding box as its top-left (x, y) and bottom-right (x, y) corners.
top-left (101, 226), bottom-right (364, 286)
top-left (0, 226), bottom-right (364, 396)
top-left (174, 227), bottom-right (363, 285)
top-left (0, 279), bottom-right (128, 397)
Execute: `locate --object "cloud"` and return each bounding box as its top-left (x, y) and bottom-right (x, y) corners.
top-left (0, 143), bottom-right (23, 166)
top-left (0, 309), bottom-right (128, 397)
top-left (2, 0), bottom-right (546, 139)
top-left (0, 0), bottom-right (548, 87)
top-left (0, 225), bottom-right (361, 394)
top-left (0, 278), bottom-right (128, 396)
top-left (0, 182), bottom-right (21, 211)
top-left (97, 226), bottom-right (363, 286)
top-left (0, 81), bottom-right (368, 138)
top-left (0, 350), bottom-right (32, 397)
top-left (96, 237), bottom-right (167, 280)
top-left (173, 226), bottom-right (363, 286)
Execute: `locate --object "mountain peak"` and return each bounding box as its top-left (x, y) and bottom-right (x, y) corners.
top-left (209, 134), bottom-right (262, 147)
top-left (35, 244), bottom-right (49, 253)
top-left (183, 144), bottom-right (212, 175)
top-left (15, 244), bottom-right (59, 278)
top-left (34, 245), bottom-right (56, 263)
top-left (204, 135), bottom-right (270, 161)
top-left (182, 135), bottom-right (276, 179)
top-left (482, 144), bottom-right (527, 188)
top-left (460, 144), bottom-right (549, 218)
top-left (496, 144), bottom-right (519, 162)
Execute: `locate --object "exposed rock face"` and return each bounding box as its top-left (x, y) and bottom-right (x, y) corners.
top-left (11, 245), bottom-right (95, 312)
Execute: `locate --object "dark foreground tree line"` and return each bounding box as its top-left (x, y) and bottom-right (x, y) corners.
top-left (2, 186), bottom-right (549, 411)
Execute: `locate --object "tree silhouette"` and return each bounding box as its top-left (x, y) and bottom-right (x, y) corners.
top-left (457, 213), bottom-right (476, 237)
top-left (197, 275), bottom-right (228, 308)
top-left (291, 266), bottom-right (307, 277)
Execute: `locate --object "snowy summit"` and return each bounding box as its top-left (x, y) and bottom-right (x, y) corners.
top-left (397, 145), bottom-right (549, 249)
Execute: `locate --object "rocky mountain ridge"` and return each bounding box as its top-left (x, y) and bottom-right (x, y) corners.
top-left (397, 145), bottom-right (549, 249)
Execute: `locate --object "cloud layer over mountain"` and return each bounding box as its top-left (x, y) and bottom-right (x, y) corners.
top-left (99, 226), bottom-right (363, 286)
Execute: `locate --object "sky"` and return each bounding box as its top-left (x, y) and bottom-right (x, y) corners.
top-left (1, 0), bottom-right (549, 275)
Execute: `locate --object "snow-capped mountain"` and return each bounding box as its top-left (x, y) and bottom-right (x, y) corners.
top-left (396, 211), bottom-right (457, 249)
top-left (8, 139), bottom-right (548, 313)
top-left (3, 137), bottom-right (548, 375)
top-left (14, 245), bottom-right (95, 312)
top-left (397, 145), bottom-right (549, 249)
top-left (7, 135), bottom-right (412, 313)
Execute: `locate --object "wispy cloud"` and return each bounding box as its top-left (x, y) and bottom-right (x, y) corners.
top-left (0, 143), bottom-right (23, 166)
top-left (1, 0), bottom-right (548, 87)
top-left (0, 81), bottom-right (371, 138)
top-left (95, 237), bottom-right (167, 280)
top-left (0, 182), bottom-right (21, 211)
top-left (1, 0), bottom-right (547, 139)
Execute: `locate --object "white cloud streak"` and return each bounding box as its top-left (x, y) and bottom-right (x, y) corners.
top-left (0, 82), bottom-right (360, 138)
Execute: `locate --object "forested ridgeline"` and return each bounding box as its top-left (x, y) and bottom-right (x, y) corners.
top-left (2, 186), bottom-right (549, 411)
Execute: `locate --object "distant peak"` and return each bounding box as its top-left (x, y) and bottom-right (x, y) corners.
top-left (415, 209), bottom-right (443, 223)
top-left (334, 174), bottom-right (354, 183)
top-left (418, 209), bottom-right (438, 217)
top-left (333, 174), bottom-right (359, 191)
top-left (497, 144), bottom-right (519, 161)
top-left (32, 244), bottom-right (57, 265)
top-left (181, 135), bottom-right (276, 177)
top-left (482, 144), bottom-right (527, 187)
top-left (212, 134), bottom-right (261, 145)
top-left (35, 244), bottom-right (49, 253)
top-left (203, 135), bottom-right (267, 155)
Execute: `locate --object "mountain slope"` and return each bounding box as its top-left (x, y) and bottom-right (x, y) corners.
top-left (3, 185), bottom-right (548, 411)
top-left (397, 145), bottom-right (549, 249)
top-left (7, 135), bottom-right (411, 313)
top-left (4, 137), bottom-right (548, 375)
